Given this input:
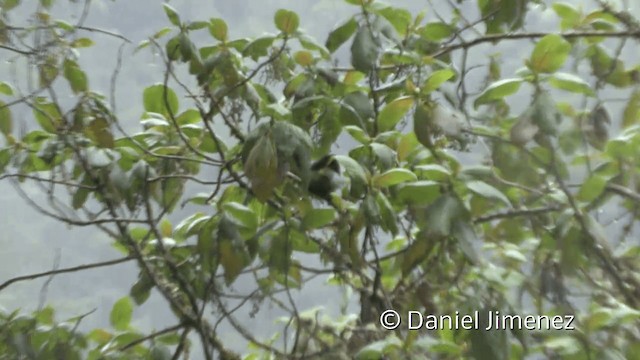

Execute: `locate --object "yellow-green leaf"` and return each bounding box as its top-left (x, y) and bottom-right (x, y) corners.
top-left (294, 50), bottom-right (313, 66)
top-left (473, 78), bottom-right (523, 108)
top-left (419, 22), bottom-right (454, 42)
top-left (110, 296), bottom-right (133, 331)
top-left (86, 118), bottom-right (115, 148)
top-left (423, 68), bottom-right (455, 93)
top-left (378, 96), bottom-right (414, 131)
top-left (577, 174), bottom-right (607, 202)
top-left (63, 59), bottom-right (88, 94)
top-left (326, 17), bottom-right (358, 53)
top-left (162, 4), bottom-right (181, 26)
top-left (529, 34), bottom-right (571, 73)
top-left (622, 90), bottom-right (640, 128)
top-left (274, 9), bottom-right (299, 35)
top-left (209, 18), bottom-right (228, 41)
top-left (160, 218), bottom-right (172, 238)
top-left (219, 239), bottom-right (247, 285)
top-left (0, 81), bottom-right (13, 95)
top-left (71, 38), bottom-right (94, 48)
top-left (549, 72), bottom-right (594, 96)
top-left (0, 100), bottom-right (11, 136)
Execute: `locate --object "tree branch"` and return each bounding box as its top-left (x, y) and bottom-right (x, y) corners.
top-left (0, 256), bottom-right (135, 292)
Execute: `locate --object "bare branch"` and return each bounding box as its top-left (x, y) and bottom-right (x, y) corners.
top-left (0, 256), bottom-right (134, 292)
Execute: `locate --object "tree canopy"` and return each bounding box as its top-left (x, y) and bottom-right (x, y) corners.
top-left (1, 0), bottom-right (640, 359)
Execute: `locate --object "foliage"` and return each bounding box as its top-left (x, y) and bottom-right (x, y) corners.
top-left (1, 0), bottom-right (640, 359)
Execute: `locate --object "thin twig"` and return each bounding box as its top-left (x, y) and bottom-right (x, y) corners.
top-left (0, 256), bottom-right (134, 292)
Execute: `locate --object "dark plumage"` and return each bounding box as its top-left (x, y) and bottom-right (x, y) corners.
top-left (307, 155), bottom-right (340, 199)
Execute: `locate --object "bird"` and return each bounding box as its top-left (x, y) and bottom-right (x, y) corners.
top-left (583, 105), bottom-right (610, 150)
top-left (307, 155), bottom-right (341, 200)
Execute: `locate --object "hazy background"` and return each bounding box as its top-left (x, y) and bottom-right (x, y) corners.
top-left (1, 0), bottom-right (638, 357)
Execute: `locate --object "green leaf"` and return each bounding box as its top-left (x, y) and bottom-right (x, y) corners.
top-left (298, 34), bottom-right (330, 59)
top-left (344, 125), bottom-right (370, 144)
top-left (355, 337), bottom-right (402, 359)
top-left (150, 345), bottom-right (172, 360)
top-left (176, 109), bottom-right (201, 125)
top-left (55, 20), bottom-right (74, 31)
top-left (342, 91), bottom-right (374, 125)
top-left (33, 97), bottom-right (62, 133)
top-left (378, 96), bottom-right (414, 131)
top-left (549, 72), bottom-right (595, 95)
top-left (129, 274), bottom-right (153, 305)
top-left (159, 218), bottom-right (172, 238)
top-left (469, 309), bottom-right (510, 360)
top-left (162, 4), bottom-right (181, 26)
top-left (88, 328), bottom-right (113, 345)
top-left (208, 18), bottom-right (228, 41)
top-left (70, 38), bottom-right (94, 48)
top-left (452, 219), bottom-right (481, 264)
top-left (531, 91), bottom-right (560, 136)
top-left (187, 21), bottom-right (208, 30)
top-left (420, 22), bottom-right (454, 42)
top-left (0, 100), bottom-right (12, 136)
top-left (423, 68), bottom-right (455, 93)
top-left (413, 102), bottom-right (433, 148)
top-left (1, 0), bottom-right (19, 11)
top-left (396, 180), bottom-right (440, 205)
top-left (35, 306), bottom-right (54, 325)
top-left (223, 202), bottom-right (258, 230)
top-left (302, 208), bottom-right (336, 229)
top-left (552, 2), bottom-right (581, 29)
top-left (110, 296), bottom-right (133, 331)
top-left (274, 9), bottom-right (299, 34)
top-left (345, 0), bottom-right (371, 5)
top-left (529, 34), bottom-right (571, 73)
top-left (72, 187), bottom-right (90, 209)
top-left (370, 142), bottom-right (396, 170)
top-left (622, 90), bottom-right (640, 128)
top-left (242, 36), bottom-right (276, 61)
top-left (219, 238), bottom-right (248, 285)
top-left (165, 36), bottom-right (181, 61)
top-left (38, 55), bottom-right (59, 88)
top-left (466, 180), bottom-right (511, 206)
top-left (143, 84), bottom-right (179, 117)
top-left (399, 235), bottom-right (432, 276)
top-left (178, 33), bottom-right (195, 61)
top-left (373, 168), bottom-right (417, 187)
top-left (0, 81), bottom-right (13, 95)
top-left (377, 192), bottom-right (398, 235)
top-left (351, 25), bottom-right (379, 72)
top-left (293, 50), bottom-right (313, 66)
top-left (0, 148), bottom-right (9, 173)
top-left (544, 336), bottom-right (582, 355)
top-left (243, 130), bottom-right (280, 201)
top-left (414, 164), bottom-right (451, 181)
top-left (376, 6), bottom-right (412, 36)
top-left (473, 78), bottom-right (523, 108)
top-left (423, 194), bottom-right (464, 237)
top-left (86, 118), bottom-right (115, 148)
top-left (335, 155), bottom-right (368, 198)
top-left (577, 174), bottom-right (607, 202)
top-left (326, 17), bottom-right (358, 53)
top-left (63, 59), bottom-right (88, 94)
